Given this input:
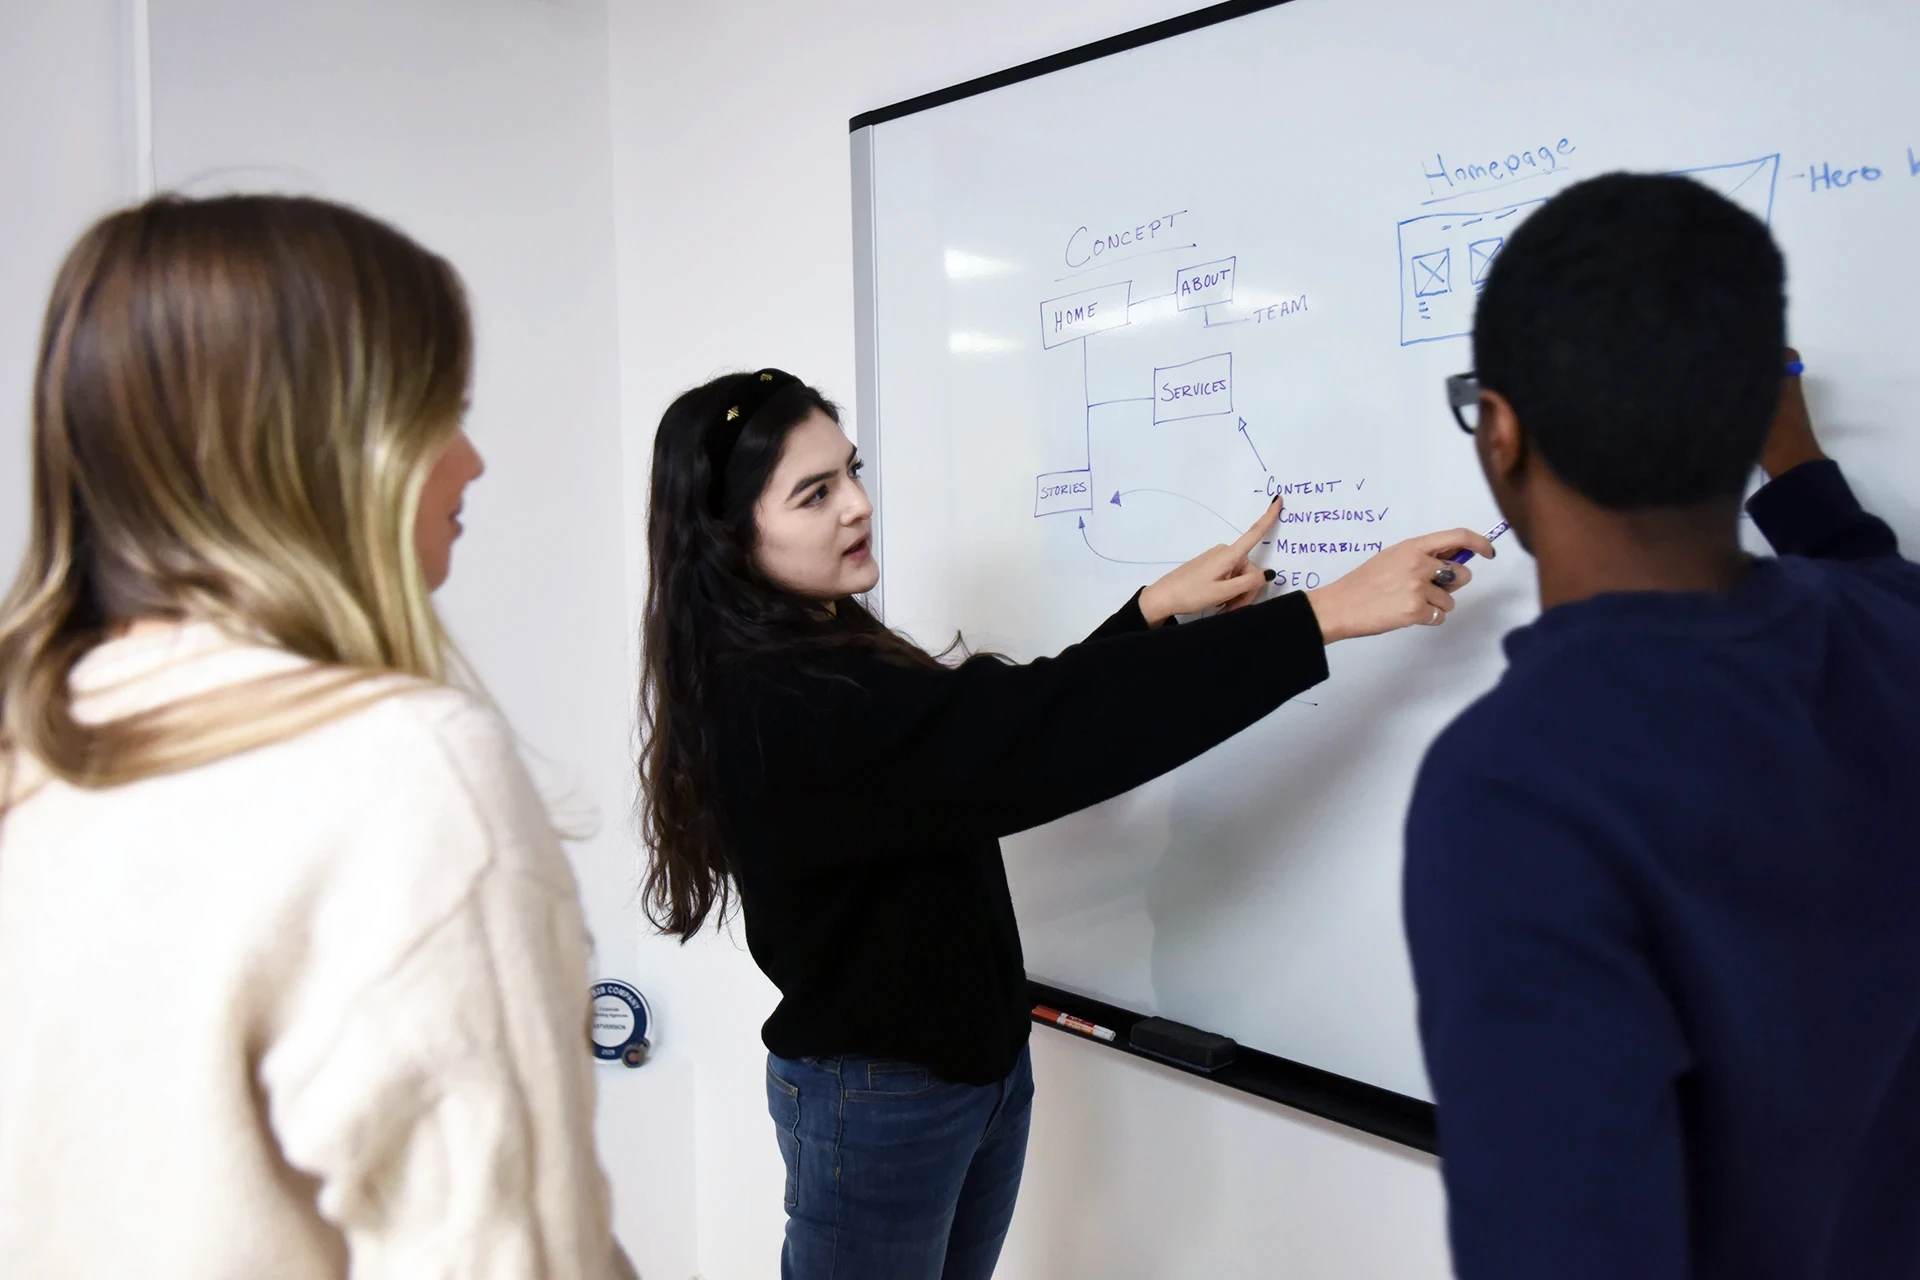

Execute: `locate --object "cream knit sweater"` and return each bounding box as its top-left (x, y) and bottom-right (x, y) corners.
top-left (0, 623), bottom-right (635, 1279)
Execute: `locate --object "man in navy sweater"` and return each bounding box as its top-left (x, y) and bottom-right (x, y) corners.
top-left (1404, 172), bottom-right (1920, 1279)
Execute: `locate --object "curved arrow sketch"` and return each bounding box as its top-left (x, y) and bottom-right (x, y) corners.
top-left (1110, 488), bottom-right (1243, 536)
top-left (1078, 517), bottom-right (1185, 566)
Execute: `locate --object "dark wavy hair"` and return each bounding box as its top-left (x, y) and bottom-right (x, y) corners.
top-left (638, 369), bottom-right (941, 940)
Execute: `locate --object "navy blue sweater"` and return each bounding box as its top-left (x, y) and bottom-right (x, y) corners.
top-left (1405, 461), bottom-right (1920, 1280)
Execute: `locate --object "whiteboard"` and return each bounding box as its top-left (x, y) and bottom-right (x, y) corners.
top-left (852, 0), bottom-right (1920, 1099)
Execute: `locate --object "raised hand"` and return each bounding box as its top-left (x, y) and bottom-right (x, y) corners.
top-left (1758, 346), bottom-right (1825, 479)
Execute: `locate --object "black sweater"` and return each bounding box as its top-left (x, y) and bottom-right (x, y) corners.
top-left (712, 587), bottom-right (1330, 1084)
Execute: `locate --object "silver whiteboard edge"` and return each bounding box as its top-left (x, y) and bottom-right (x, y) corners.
top-left (125, 0), bottom-right (156, 196)
top-left (850, 124), bottom-right (885, 620)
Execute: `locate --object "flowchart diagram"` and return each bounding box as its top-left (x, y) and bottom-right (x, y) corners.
top-left (1030, 152), bottom-right (1783, 583)
top-left (1028, 248), bottom-right (1365, 588)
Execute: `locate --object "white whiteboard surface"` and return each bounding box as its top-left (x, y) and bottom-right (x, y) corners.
top-left (853, 0), bottom-right (1920, 1099)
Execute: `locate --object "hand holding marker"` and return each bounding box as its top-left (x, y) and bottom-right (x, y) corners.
top-left (1160, 496), bottom-right (1501, 636)
top-left (1432, 522), bottom-right (1510, 587)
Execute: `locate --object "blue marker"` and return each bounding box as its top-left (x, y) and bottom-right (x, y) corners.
top-left (1786, 359), bottom-right (1805, 376)
top-left (1448, 520), bottom-right (1510, 565)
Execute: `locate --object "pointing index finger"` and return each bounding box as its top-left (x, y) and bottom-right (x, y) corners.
top-left (1230, 496), bottom-right (1283, 559)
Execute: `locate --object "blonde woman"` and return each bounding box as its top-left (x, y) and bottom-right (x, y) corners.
top-left (0, 196), bottom-right (633, 1279)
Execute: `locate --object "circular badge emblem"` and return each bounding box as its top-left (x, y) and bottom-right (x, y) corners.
top-left (590, 980), bottom-right (651, 1067)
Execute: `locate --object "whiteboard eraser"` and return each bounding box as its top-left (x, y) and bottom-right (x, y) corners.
top-left (1129, 1017), bottom-right (1238, 1071)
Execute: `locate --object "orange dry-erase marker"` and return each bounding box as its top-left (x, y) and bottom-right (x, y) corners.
top-left (1032, 1005), bottom-right (1117, 1043)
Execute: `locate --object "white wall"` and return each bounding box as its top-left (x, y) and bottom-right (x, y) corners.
top-left (138, 2), bottom-right (693, 1274)
top-left (606, 3), bottom-right (1451, 1278)
top-left (0, 0), bottom-right (132, 578)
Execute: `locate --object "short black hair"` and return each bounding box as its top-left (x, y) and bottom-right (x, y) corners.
top-left (1472, 172), bottom-right (1785, 510)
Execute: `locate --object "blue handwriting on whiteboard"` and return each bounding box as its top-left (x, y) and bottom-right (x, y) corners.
top-left (1423, 138), bottom-right (1575, 198)
top-left (1064, 210), bottom-right (1189, 269)
top-left (1791, 159), bottom-right (1884, 191)
top-left (1280, 506), bottom-right (1391, 525)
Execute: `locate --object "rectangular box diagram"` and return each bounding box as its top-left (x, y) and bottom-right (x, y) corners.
top-left (1176, 257), bottom-right (1236, 310)
top-left (1395, 155), bottom-right (1780, 347)
top-left (1397, 200), bottom-right (1544, 346)
top-left (1468, 237), bottom-right (1502, 285)
top-left (1154, 352), bottom-right (1233, 423)
top-left (1039, 280), bottom-right (1132, 349)
top-left (1671, 154), bottom-right (1780, 224)
top-left (1034, 469), bottom-right (1094, 516)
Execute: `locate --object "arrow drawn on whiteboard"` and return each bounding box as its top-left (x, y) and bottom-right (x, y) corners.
top-left (1237, 417), bottom-right (1267, 472)
top-left (1078, 517), bottom-right (1184, 566)
top-left (1110, 488), bottom-right (1241, 536)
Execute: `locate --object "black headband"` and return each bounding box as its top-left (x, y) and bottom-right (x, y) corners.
top-left (706, 368), bottom-right (802, 515)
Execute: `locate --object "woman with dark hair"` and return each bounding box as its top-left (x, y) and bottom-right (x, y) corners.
top-left (638, 368), bottom-right (1491, 1279)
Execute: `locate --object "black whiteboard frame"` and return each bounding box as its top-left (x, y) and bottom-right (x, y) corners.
top-left (849, 0), bottom-right (1299, 132)
top-left (848, 0), bottom-right (1438, 1154)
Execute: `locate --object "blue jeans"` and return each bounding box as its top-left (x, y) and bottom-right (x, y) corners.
top-left (764, 1045), bottom-right (1034, 1280)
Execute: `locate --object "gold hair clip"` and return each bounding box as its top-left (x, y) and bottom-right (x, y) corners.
top-left (759, 373), bottom-right (773, 381)
top-left (725, 407), bottom-right (740, 420)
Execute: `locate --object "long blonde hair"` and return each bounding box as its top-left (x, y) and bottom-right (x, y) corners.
top-left (0, 194), bottom-right (473, 803)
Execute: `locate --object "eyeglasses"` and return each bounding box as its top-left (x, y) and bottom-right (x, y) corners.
top-left (1446, 372), bottom-right (1481, 434)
